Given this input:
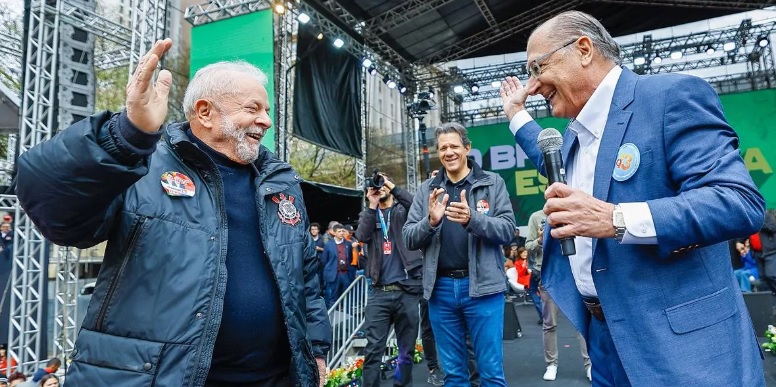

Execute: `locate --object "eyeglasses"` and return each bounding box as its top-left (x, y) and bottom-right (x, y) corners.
top-left (525, 38), bottom-right (578, 78)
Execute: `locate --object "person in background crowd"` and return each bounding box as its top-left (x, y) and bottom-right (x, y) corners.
top-left (15, 40), bottom-right (331, 386)
top-left (759, 210), bottom-right (776, 294)
top-left (310, 222), bottom-right (326, 292)
top-left (526, 208), bottom-right (592, 382)
top-left (404, 122), bottom-right (515, 386)
top-left (734, 240), bottom-right (759, 292)
top-left (0, 223), bottom-right (13, 261)
top-left (0, 344), bottom-right (17, 374)
top-left (501, 10), bottom-right (764, 385)
top-left (322, 224), bottom-right (351, 307)
top-left (36, 375), bottom-right (57, 387)
top-left (355, 174), bottom-right (422, 387)
top-left (6, 372), bottom-right (25, 387)
top-left (31, 359), bottom-right (60, 383)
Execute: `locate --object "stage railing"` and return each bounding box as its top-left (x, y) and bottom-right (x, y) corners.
top-left (326, 275), bottom-right (369, 369)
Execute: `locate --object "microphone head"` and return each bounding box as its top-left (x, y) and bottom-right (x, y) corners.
top-left (537, 128), bottom-right (563, 153)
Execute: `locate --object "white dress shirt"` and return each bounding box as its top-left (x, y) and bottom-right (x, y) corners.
top-left (509, 66), bottom-right (657, 297)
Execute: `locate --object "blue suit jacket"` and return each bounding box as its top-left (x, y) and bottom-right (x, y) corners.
top-left (515, 67), bottom-right (766, 386)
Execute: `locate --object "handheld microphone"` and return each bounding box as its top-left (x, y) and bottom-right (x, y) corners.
top-left (537, 128), bottom-right (576, 256)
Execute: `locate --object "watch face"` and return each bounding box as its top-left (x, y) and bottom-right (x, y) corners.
top-left (614, 211), bottom-right (626, 228)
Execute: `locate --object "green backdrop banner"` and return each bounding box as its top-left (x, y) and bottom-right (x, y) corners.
top-left (190, 11), bottom-right (275, 152)
top-left (467, 88), bottom-right (776, 225)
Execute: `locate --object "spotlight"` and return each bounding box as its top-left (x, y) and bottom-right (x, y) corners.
top-left (470, 84), bottom-right (479, 93)
top-left (362, 58), bottom-right (372, 68)
top-left (758, 36), bottom-right (769, 48)
top-left (706, 46), bottom-right (715, 55)
top-left (670, 51), bottom-right (682, 60)
top-left (367, 65), bottom-right (377, 75)
top-left (333, 38), bottom-right (344, 48)
top-left (491, 80), bottom-right (501, 88)
top-left (383, 75), bottom-right (397, 89)
top-left (316, 32), bottom-right (324, 40)
top-left (297, 13), bottom-right (310, 24)
top-left (633, 57), bottom-right (646, 66)
top-left (653, 56), bottom-right (662, 64)
top-left (428, 86), bottom-right (435, 99)
top-left (723, 42), bottom-right (736, 52)
top-left (273, 3), bottom-right (285, 14)
top-left (453, 85), bottom-right (464, 94)
top-left (398, 83), bottom-right (407, 94)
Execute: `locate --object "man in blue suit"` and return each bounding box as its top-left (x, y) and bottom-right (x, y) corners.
top-left (500, 11), bottom-right (765, 386)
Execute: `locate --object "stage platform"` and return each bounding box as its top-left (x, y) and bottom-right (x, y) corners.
top-left (380, 300), bottom-right (776, 386)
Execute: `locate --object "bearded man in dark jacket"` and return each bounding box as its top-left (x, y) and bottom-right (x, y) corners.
top-left (16, 39), bottom-right (331, 387)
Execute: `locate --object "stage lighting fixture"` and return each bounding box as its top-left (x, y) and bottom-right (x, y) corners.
top-left (368, 65), bottom-right (377, 75)
top-left (362, 58), bottom-right (373, 68)
top-left (653, 56), bottom-right (662, 64)
top-left (758, 37), bottom-right (769, 48)
top-left (491, 80), bottom-right (501, 88)
top-left (470, 84), bottom-right (479, 93)
top-left (723, 42), bottom-right (736, 52)
top-left (706, 45), bottom-right (715, 55)
top-left (428, 86), bottom-right (435, 99)
top-left (273, 3), bottom-right (285, 14)
top-left (316, 32), bottom-right (324, 40)
top-left (297, 13), bottom-right (310, 24)
top-left (333, 38), bottom-right (344, 48)
top-left (453, 85), bottom-right (464, 94)
top-left (387, 80), bottom-right (397, 89)
top-left (670, 51), bottom-right (682, 60)
top-left (398, 83), bottom-right (407, 94)
top-left (633, 57), bottom-right (646, 66)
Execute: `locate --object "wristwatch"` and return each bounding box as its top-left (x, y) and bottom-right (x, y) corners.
top-left (612, 204), bottom-right (626, 242)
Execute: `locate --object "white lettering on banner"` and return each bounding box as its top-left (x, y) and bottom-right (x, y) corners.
top-left (470, 145), bottom-right (530, 171)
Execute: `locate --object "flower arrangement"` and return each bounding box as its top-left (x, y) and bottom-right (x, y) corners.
top-left (762, 325), bottom-right (776, 354)
top-left (325, 357), bottom-right (363, 387)
top-left (324, 341), bottom-right (425, 386)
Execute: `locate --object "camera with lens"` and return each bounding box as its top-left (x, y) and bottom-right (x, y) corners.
top-left (364, 168), bottom-right (385, 190)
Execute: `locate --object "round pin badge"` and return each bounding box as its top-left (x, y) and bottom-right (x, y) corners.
top-left (160, 171), bottom-right (196, 197)
top-left (612, 143), bottom-right (641, 182)
top-left (476, 199), bottom-right (490, 215)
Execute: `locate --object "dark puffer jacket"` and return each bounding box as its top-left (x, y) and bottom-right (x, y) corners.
top-left (16, 111), bottom-right (331, 387)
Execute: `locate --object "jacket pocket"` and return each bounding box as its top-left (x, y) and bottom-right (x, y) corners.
top-left (68, 329), bottom-right (164, 386)
top-left (664, 287), bottom-right (736, 334)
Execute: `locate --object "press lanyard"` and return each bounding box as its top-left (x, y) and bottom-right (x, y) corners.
top-left (377, 208), bottom-right (391, 241)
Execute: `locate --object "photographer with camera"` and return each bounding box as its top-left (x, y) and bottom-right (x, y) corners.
top-left (355, 171), bottom-right (423, 387)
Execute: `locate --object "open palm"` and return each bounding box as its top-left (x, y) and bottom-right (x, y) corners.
top-left (126, 39), bottom-right (174, 134)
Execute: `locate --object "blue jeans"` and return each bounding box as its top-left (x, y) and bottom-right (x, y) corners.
top-left (428, 277), bottom-right (506, 387)
top-left (734, 269), bottom-right (753, 292)
top-left (529, 272), bottom-right (543, 319)
top-left (587, 314), bottom-right (631, 386)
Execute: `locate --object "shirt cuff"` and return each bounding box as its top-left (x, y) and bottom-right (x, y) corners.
top-left (508, 110), bottom-right (534, 136)
top-left (620, 202), bottom-right (657, 244)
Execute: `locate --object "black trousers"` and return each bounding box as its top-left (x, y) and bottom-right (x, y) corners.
top-left (204, 373), bottom-right (292, 387)
top-left (362, 288), bottom-right (421, 387)
top-left (419, 298), bottom-right (440, 372)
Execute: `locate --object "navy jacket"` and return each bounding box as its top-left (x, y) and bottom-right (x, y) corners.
top-left (16, 112), bottom-right (331, 387)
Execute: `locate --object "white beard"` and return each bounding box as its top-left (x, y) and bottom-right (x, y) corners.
top-left (221, 116), bottom-right (261, 164)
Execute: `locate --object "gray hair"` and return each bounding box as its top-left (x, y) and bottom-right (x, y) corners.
top-left (182, 61), bottom-right (269, 119)
top-left (539, 11), bottom-right (621, 65)
top-left (434, 122), bottom-right (471, 148)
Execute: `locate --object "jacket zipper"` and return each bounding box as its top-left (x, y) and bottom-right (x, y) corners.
top-left (95, 215), bottom-right (148, 331)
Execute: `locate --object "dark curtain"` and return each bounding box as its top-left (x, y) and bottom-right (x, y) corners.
top-left (300, 181), bottom-right (363, 226)
top-left (293, 24), bottom-right (363, 158)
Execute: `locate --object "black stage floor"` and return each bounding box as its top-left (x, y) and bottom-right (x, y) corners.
top-left (380, 301), bottom-right (776, 386)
